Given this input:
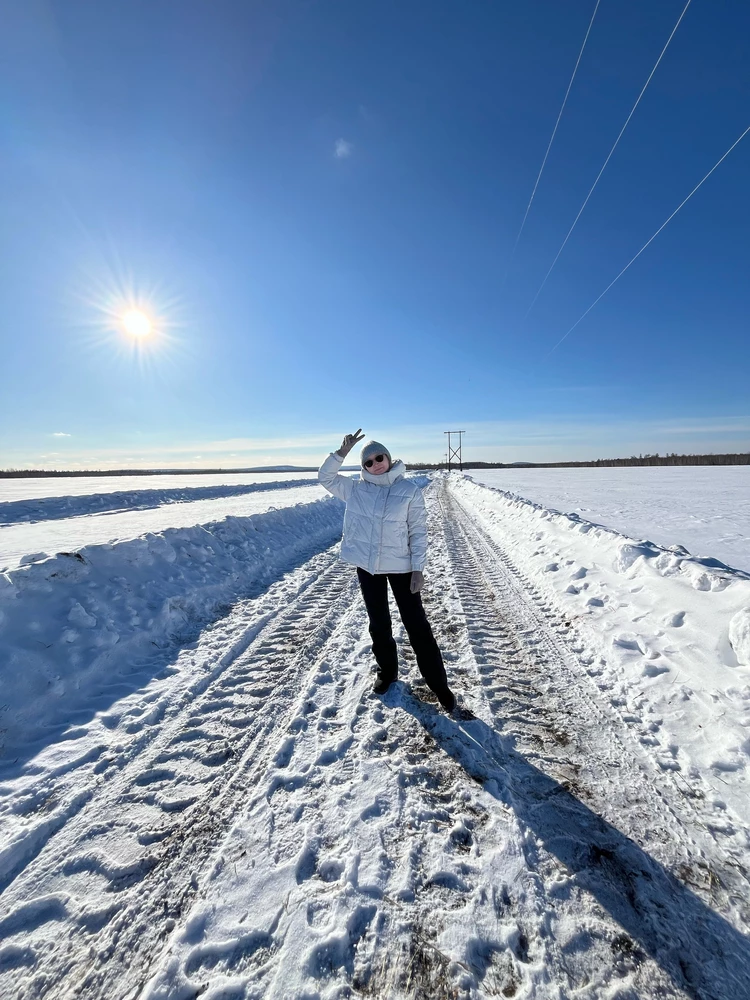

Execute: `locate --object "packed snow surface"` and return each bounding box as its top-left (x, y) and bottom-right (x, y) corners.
top-left (467, 466), bottom-right (750, 573)
top-left (1, 471), bottom-right (749, 999)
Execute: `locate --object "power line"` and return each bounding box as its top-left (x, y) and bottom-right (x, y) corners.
top-left (547, 122), bottom-right (750, 356)
top-left (501, 0), bottom-right (602, 286)
top-left (525, 0), bottom-right (693, 319)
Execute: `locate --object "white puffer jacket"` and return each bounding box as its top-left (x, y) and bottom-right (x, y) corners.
top-left (318, 452), bottom-right (427, 574)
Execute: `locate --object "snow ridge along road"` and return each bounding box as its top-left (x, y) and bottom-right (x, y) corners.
top-left (1, 475), bottom-right (749, 998)
top-left (0, 478), bottom-right (320, 526)
top-left (0, 497), bottom-right (345, 756)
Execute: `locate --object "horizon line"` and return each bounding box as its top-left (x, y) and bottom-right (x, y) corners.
top-left (2, 449), bottom-right (749, 478)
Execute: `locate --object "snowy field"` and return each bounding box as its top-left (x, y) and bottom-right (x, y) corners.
top-left (1, 470), bottom-right (749, 998)
top-left (0, 477), bottom-right (324, 528)
top-left (0, 471), bottom-right (321, 503)
top-left (467, 466), bottom-right (750, 573)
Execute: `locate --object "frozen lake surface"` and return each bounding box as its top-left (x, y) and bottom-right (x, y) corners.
top-left (466, 466), bottom-right (750, 572)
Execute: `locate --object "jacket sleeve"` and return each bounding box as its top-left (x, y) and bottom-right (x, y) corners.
top-left (407, 486), bottom-right (427, 571)
top-left (318, 451), bottom-right (355, 503)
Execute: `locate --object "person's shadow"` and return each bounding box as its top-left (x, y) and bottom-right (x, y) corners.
top-left (396, 692), bottom-right (750, 1000)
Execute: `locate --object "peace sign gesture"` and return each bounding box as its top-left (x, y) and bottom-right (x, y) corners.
top-left (337, 428), bottom-right (365, 458)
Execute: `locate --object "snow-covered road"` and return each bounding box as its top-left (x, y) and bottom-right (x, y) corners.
top-left (1, 475), bottom-right (749, 999)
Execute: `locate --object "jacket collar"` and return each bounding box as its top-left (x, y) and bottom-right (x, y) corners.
top-left (361, 459), bottom-right (405, 487)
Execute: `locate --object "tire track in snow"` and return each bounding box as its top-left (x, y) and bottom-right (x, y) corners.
top-left (444, 479), bottom-right (750, 907)
top-left (437, 479), bottom-right (750, 999)
top-left (4, 482), bottom-right (750, 999)
top-left (140, 596), bottom-right (538, 999)
top-left (142, 484), bottom-right (749, 999)
top-left (147, 482), bottom-right (749, 1000)
top-left (0, 547), bottom-right (340, 893)
top-left (0, 551), bottom-right (359, 999)
top-left (450, 475), bottom-right (750, 858)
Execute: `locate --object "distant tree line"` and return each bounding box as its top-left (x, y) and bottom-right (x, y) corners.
top-left (0, 467), bottom-right (319, 478)
top-left (1, 452), bottom-right (748, 478)
top-left (406, 452), bottom-right (750, 471)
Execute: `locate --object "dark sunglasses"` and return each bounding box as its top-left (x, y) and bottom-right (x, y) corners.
top-left (364, 454), bottom-right (385, 468)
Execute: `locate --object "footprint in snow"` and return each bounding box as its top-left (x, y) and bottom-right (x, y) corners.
top-left (664, 611), bottom-right (686, 628)
top-left (273, 736), bottom-right (296, 769)
top-left (360, 796), bottom-right (389, 821)
top-left (0, 895), bottom-right (69, 937)
top-left (295, 840), bottom-right (318, 883)
top-left (134, 767), bottom-right (175, 786)
top-left (613, 633), bottom-right (644, 652)
top-left (642, 663), bottom-right (670, 678)
top-left (318, 857), bottom-right (345, 882)
top-left (316, 736), bottom-right (353, 766)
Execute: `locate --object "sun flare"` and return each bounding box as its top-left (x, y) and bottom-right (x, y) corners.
top-left (122, 309), bottom-right (153, 338)
top-left (79, 266), bottom-right (184, 369)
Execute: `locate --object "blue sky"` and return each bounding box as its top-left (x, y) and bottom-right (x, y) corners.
top-left (1, 0), bottom-right (748, 469)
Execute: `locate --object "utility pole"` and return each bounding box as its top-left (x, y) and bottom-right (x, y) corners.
top-left (444, 430), bottom-right (465, 472)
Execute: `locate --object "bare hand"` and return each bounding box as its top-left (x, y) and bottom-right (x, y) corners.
top-left (410, 570), bottom-right (425, 594)
top-left (337, 428), bottom-right (365, 458)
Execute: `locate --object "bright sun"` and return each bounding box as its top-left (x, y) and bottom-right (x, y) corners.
top-left (122, 309), bottom-right (153, 338)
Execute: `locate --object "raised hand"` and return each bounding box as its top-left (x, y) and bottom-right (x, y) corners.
top-left (337, 428), bottom-right (365, 458)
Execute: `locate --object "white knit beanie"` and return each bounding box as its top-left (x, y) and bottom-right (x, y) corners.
top-left (360, 440), bottom-right (392, 467)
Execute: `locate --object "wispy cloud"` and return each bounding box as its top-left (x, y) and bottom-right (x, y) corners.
top-left (52, 432), bottom-right (71, 437)
top-left (334, 138), bottom-right (353, 159)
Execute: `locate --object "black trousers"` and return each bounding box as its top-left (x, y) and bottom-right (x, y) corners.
top-left (357, 568), bottom-right (450, 697)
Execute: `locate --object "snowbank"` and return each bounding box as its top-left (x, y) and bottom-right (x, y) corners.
top-left (0, 485), bottom-right (329, 573)
top-left (0, 478), bottom-right (320, 525)
top-left (0, 498), bottom-right (344, 759)
top-left (452, 473), bottom-right (750, 827)
top-left (467, 466), bottom-right (750, 574)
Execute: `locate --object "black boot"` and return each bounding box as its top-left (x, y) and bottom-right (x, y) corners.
top-left (373, 673), bottom-right (396, 695)
top-left (436, 687), bottom-right (456, 712)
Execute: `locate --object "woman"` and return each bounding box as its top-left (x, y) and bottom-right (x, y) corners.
top-left (318, 429), bottom-right (455, 712)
